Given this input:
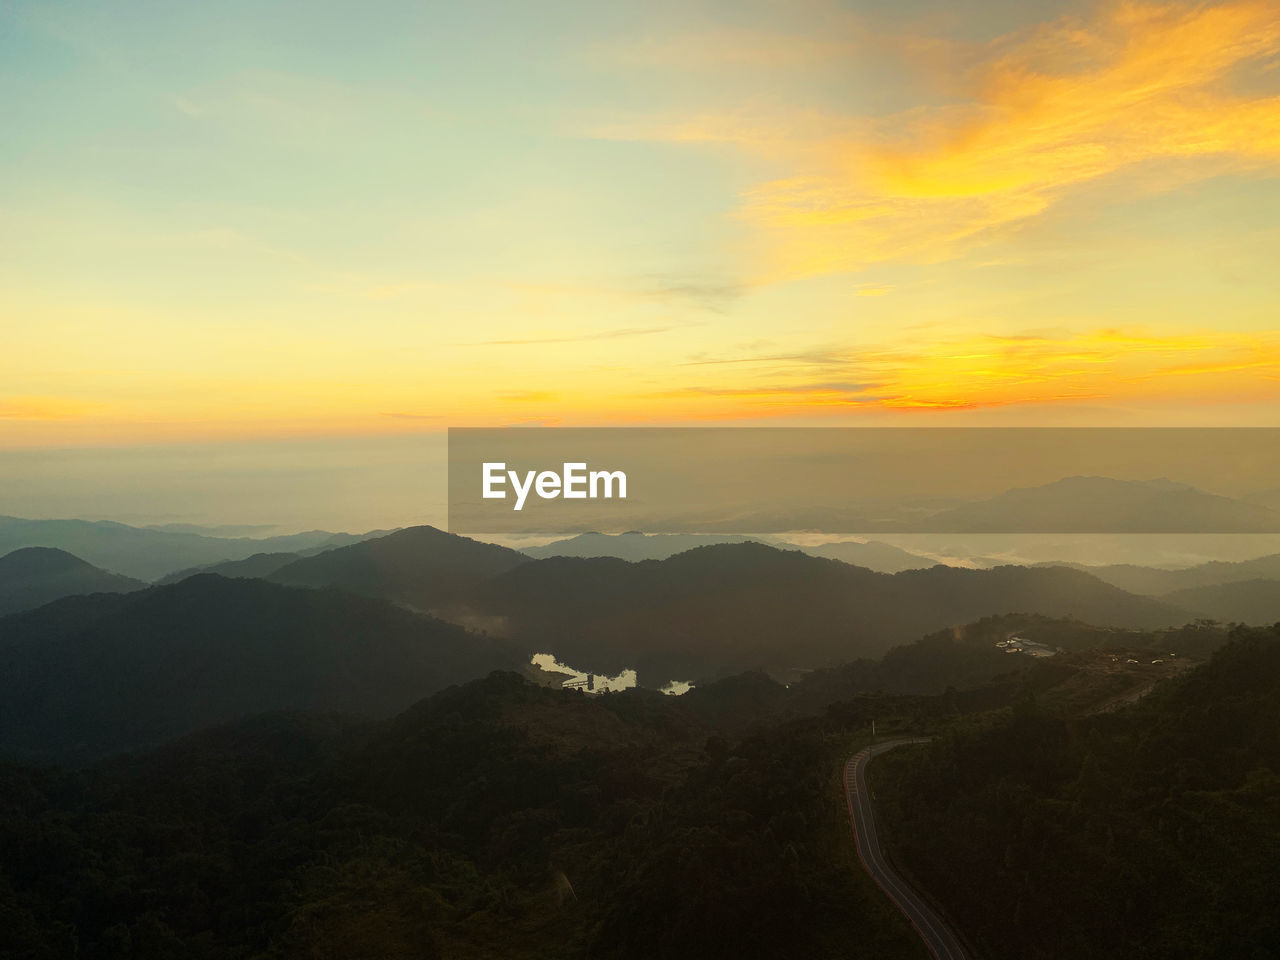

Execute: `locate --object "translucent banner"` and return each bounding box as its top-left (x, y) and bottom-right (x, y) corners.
top-left (447, 427), bottom-right (1280, 534)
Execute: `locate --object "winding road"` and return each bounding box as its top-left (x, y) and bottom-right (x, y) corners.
top-left (843, 739), bottom-right (969, 960)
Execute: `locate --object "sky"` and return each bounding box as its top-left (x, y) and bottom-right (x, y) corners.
top-left (2, 0), bottom-right (1280, 524)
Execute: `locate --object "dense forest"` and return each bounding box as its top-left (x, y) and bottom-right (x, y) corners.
top-left (0, 673), bottom-right (934, 960)
top-left (874, 624), bottom-right (1280, 960)
top-left (3, 619), bottom-right (1275, 958)
top-left (0, 576), bottom-right (525, 766)
top-left (1, 522), bottom-right (1275, 958)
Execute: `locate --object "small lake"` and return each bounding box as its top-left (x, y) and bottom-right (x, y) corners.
top-left (531, 653), bottom-right (693, 696)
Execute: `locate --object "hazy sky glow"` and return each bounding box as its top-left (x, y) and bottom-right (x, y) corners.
top-left (3, 0), bottom-right (1280, 450)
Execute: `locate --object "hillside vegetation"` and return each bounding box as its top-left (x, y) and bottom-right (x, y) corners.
top-left (874, 624), bottom-right (1280, 960)
top-left (0, 575), bottom-right (523, 765)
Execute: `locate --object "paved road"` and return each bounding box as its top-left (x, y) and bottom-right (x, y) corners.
top-left (844, 739), bottom-right (969, 960)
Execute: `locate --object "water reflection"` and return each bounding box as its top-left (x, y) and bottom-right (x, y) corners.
top-left (530, 653), bottom-right (693, 696)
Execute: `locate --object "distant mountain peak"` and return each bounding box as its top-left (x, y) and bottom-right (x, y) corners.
top-left (0, 545), bottom-right (96, 573)
top-left (1029, 476), bottom-right (1197, 492)
top-left (267, 524), bottom-right (530, 612)
top-left (0, 546), bottom-right (146, 617)
top-left (922, 475), bottom-right (1280, 533)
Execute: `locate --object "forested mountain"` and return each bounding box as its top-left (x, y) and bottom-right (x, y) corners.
top-left (0, 575), bottom-right (523, 765)
top-left (0, 547), bottom-right (145, 616)
top-left (0, 616), bottom-right (1264, 960)
top-left (268, 525), bottom-right (530, 612)
top-left (522, 531), bottom-right (773, 561)
top-left (1160, 578), bottom-right (1280, 625)
top-left (798, 539), bottom-right (934, 573)
top-left (0, 521), bottom-right (1202, 767)
top-left (1076, 552), bottom-right (1280, 595)
top-left (0, 516), bottom-right (388, 581)
top-left (524, 533), bottom-right (931, 573)
top-left (0, 520), bottom-right (1196, 695)
top-left (471, 543), bottom-right (1190, 682)
top-left (919, 476), bottom-right (1280, 533)
top-left (156, 551), bottom-right (302, 584)
top-left (1, 619), bottom-right (1268, 959)
top-left (0, 672), bottom-right (927, 960)
top-left (874, 624), bottom-right (1280, 960)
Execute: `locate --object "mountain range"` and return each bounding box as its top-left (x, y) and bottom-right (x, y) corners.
top-left (1068, 553), bottom-right (1280, 595)
top-left (0, 516), bottom-right (393, 580)
top-left (142, 525), bottom-right (1187, 683)
top-left (0, 547), bottom-right (145, 616)
top-left (915, 477), bottom-right (1280, 533)
top-left (522, 532), bottom-right (773, 561)
top-left (1160, 579), bottom-right (1280, 625)
top-left (0, 574), bottom-right (524, 765)
top-left (7, 508), bottom-right (1280, 770)
top-left (796, 538), bottom-right (936, 572)
top-left (157, 551), bottom-right (304, 584)
top-left (267, 525), bottom-right (530, 612)
top-left (5, 621), bottom-right (1276, 958)
top-left (523, 531), bottom-right (935, 573)
top-left (466, 541), bottom-right (1189, 682)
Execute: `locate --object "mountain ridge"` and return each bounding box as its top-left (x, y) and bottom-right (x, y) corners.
top-left (0, 516), bottom-right (393, 581)
top-left (0, 574), bottom-right (526, 765)
top-left (0, 547), bottom-right (146, 616)
top-left (917, 476), bottom-right (1280, 533)
top-left (468, 541), bottom-right (1191, 682)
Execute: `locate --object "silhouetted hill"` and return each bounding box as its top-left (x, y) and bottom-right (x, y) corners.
top-left (269, 525), bottom-right (530, 612)
top-left (1244, 486), bottom-right (1280, 512)
top-left (919, 477), bottom-right (1280, 533)
top-left (0, 547), bottom-right (146, 616)
top-left (143, 522), bottom-right (281, 536)
top-left (877, 624), bottom-right (1280, 960)
top-left (793, 631), bottom-right (1016, 702)
top-left (0, 516), bottom-right (389, 581)
top-left (156, 551), bottom-right (302, 584)
top-left (0, 666), bottom-right (932, 959)
top-left (523, 531), bottom-right (775, 561)
top-left (799, 539), bottom-right (935, 572)
top-left (1160, 578), bottom-right (1280, 625)
top-left (469, 542), bottom-right (1190, 683)
top-left (1071, 552), bottom-right (1280, 595)
top-left (0, 575), bottom-right (524, 765)
top-left (523, 532), bottom-right (932, 573)
top-left (676, 671), bottom-right (793, 732)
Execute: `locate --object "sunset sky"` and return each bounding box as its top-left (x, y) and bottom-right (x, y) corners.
top-left (4, 0), bottom-right (1280, 450)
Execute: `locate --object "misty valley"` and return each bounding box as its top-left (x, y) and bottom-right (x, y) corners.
top-left (0, 515), bottom-right (1277, 959)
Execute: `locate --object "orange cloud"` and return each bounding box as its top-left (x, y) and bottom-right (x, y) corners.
top-left (601, 1), bottom-right (1280, 280)
top-left (780, 1), bottom-right (1279, 277)
top-left (660, 327), bottom-right (1280, 415)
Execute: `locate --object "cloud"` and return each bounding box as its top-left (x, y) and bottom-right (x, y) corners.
top-left (664, 327), bottom-right (1280, 413)
top-left (599, 1), bottom-right (1280, 281)
top-left (674, 380), bottom-right (883, 398)
top-left (471, 325), bottom-right (676, 346)
top-left (498, 390), bottom-right (557, 402)
top-left (640, 275), bottom-right (746, 311)
top-left (493, 275), bottom-right (743, 313)
top-left (589, 27), bottom-right (858, 72)
top-left (681, 346), bottom-right (860, 367)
